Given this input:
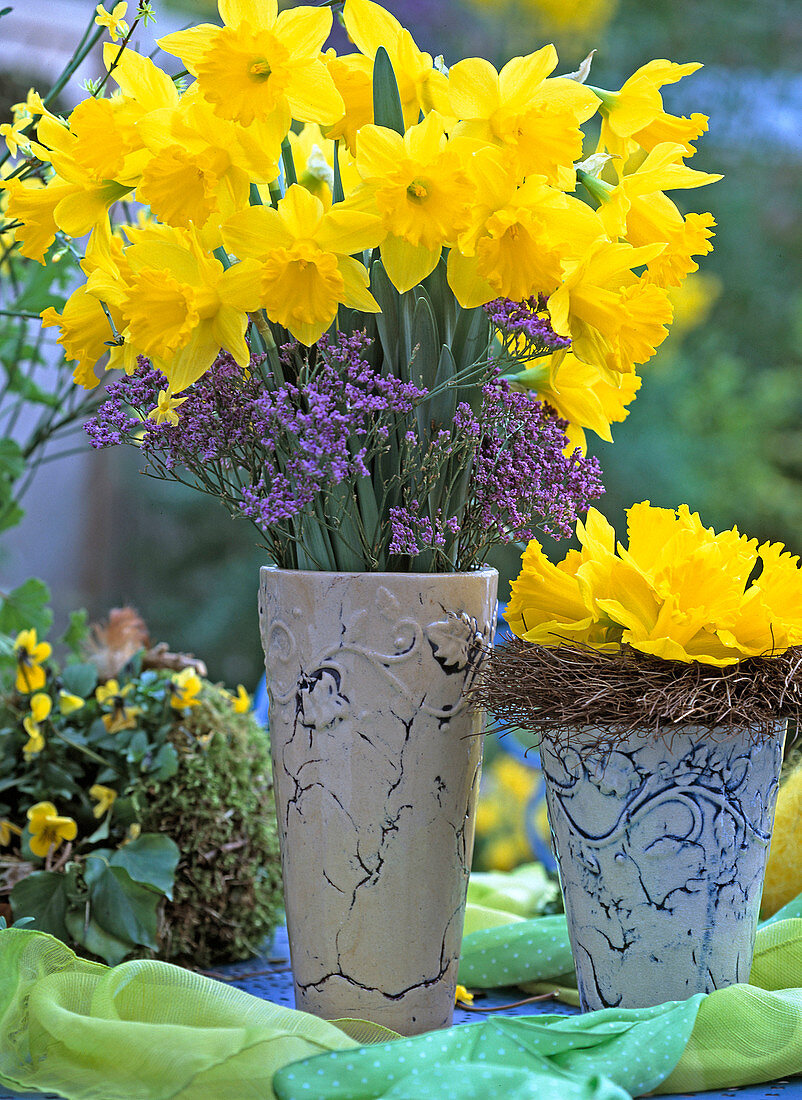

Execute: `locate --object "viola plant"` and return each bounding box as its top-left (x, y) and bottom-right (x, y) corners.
top-left (0, 608), bottom-right (267, 965)
top-left (0, 0), bottom-right (721, 571)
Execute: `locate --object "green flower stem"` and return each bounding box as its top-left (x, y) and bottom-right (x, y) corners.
top-left (55, 732), bottom-right (122, 773)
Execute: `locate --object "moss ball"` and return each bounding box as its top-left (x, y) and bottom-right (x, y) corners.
top-left (139, 687), bottom-right (283, 968)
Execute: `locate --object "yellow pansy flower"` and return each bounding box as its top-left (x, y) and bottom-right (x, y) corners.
top-left (221, 184), bottom-right (382, 346)
top-left (171, 667), bottom-right (204, 710)
top-left (59, 690), bottom-right (85, 715)
top-left (22, 719), bottom-right (45, 756)
top-left (455, 984), bottom-right (474, 1006)
top-left (0, 819), bottom-right (22, 846)
top-left (158, 0), bottom-right (343, 130)
top-left (26, 802), bottom-right (78, 859)
top-left (231, 684), bottom-right (251, 714)
top-left (13, 629), bottom-right (51, 695)
top-left (448, 47), bottom-right (600, 187)
top-left (354, 114), bottom-right (474, 293)
top-left (342, 0), bottom-right (450, 128)
top-left (96, 679), bottom-right (142, 733)
top-left (95, 2), bottom-right (129, 42)
top-left (89, 784), bottom-right (118, 819)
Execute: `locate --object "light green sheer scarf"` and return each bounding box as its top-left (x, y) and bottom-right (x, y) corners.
top-left (2, 879), bottom-right (802, 1099)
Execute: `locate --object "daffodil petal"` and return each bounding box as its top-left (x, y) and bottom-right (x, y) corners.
top-left (211, 305), bottom-right (250, 366)
top-left (317, 207), bottom-right (384, 254)
top-left (156, 25), bottom-right (220, 72)
top-left (342, 0), bottom-right (401, 59)
top-left (275, 6), bottom-right (332, 57)
top-left (446, 248), bottom-right (495, 308)
top-left (286, 61), bottom-right (345, 126)
top-left (219, 0), bottom-right (278, 27)
top-left (498, 45), bottom-right (558, 112)
top-left (277, 185), bottom-right (326, 240)
top-left (355, 124), bottom-right (404, 179)
top-left (380, 234), bottom-right (439, 294)
top-left (222, 206), bottom-right (292, 259)
top-left (338, 256), bottom-right (381, 312)
top-left (448, 57), bottom-right (499, 119)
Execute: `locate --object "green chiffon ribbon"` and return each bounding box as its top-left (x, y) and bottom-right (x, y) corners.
top-left (2, 873), bottom-right (802, 1099)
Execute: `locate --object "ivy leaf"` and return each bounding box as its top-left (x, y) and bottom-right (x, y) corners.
top-left (109, 834), bottom-right (180, 898)
top-left (65, 907), bottom-right (134, 967)
top-left (0, 577), bottom-right (52, 637)
top-left (149, 742), bottom-right (179, 781)
top-left (10, 871), bottom-right (69, 940)
top-left (60, 661), bottom-right (98, 698)
top-left (88, 863), bottom-right (161, 950)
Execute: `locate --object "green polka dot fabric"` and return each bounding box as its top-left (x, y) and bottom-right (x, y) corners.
top-left (272, 1000), bottom-right (703, 1099)
top-left (458, 914), bottom-right (576, 988)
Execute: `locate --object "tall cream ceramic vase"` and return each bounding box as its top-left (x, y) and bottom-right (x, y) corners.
top-left (539, 723), bottom-right (785, 1012)
top-left (259, 567), bottom-right (498, 1035)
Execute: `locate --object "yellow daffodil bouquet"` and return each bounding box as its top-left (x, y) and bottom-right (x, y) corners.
top-left (479, 501), bottom-right (802, 739)
top-left (2, 0), bottom-right (720, 571)
top-left (0, 608), bottom-right (282, 967)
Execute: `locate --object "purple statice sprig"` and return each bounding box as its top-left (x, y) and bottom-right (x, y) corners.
top-left (384, 379), bottom-right (604, 571)
top-left (484, 295), bottom-right (571, 373)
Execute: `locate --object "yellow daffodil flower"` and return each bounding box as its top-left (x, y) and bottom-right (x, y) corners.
top-left (13, 629), bottom-right (51, 695)
top-left (95, 679), bottom-right (142, 733)
top-left (171, 667), bottom-right (204, 710)
top-left (149, 391), bottom-right (188, 426)
top-left (117, 224), bottom-right (254, 393)
top-left (59, 690), bottom-right (85, 715)
top-left (95, 2), bottom-right (129, 42)
top-left (592, 60), bottom-right (703, 161)
top-left (508, 502), bottom-right (802, 666)
top-left (41, 285), bottom-right (123, 390)
top-left (447, 149), bottom-right (605, 307)
top-left (322, 51), bottom-right (374, 156)
top-left (0, 819), bottom-right (22, 846)
top-left (512, 348), bottom-right (641, 452)
top-left (26, 802), bottom-right (78, 859)
top-left (342, 0), bottom-right (450, 128)
top-left (547, 239), bottom-right (673, 375)
top-left (455, 984), bottom-right (474, 1006)
top-left (231, 684), bottom-right (251, 713)
top-left (221, 184), bottom-right (382, 345)
top-left (354, 114), bottom-right (474, 293)
top-left (448, 47), bottom-right (600, 187)
top-left (158, 0), bottom-right (343, 130)
top-left (89, 784), bottom-right (118, 819)
top-left (582, 142), bottom-right (721, 289)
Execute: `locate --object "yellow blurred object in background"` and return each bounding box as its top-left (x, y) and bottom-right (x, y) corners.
top-left (762, 757), bottom-right (802, 918)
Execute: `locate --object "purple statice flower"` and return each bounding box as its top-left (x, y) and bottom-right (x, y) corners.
top-left (239, 332), bottom-right (425, 530)
top-left (468, 380), bottom-right (603, 541)
top-left (484, 295), bottom-right (572, 355)
top-left (85, 358), bottom-right (165, 448)
top-left (389, 504), bottom-right (460, 556)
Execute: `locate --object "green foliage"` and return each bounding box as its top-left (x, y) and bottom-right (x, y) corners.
top-left (0, 612), bottom-right (281, 966)
top-left (138, 688), bottom-right (283, 968)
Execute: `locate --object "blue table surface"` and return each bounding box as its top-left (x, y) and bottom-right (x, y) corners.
top-left (1, 924), bottom-right (801, 1099)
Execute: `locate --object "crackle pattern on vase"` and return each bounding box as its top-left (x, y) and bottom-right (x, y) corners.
top-left (259, 568), bottom-right (498, 1034)
top-left (539, 725), bottom-right (785, 1012)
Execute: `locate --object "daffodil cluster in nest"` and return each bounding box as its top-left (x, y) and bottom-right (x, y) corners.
top-left (478, 502), bottom-right (802, 739)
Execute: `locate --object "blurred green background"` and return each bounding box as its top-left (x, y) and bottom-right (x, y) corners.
top-left (1, 0), bottom-right (801, 692)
